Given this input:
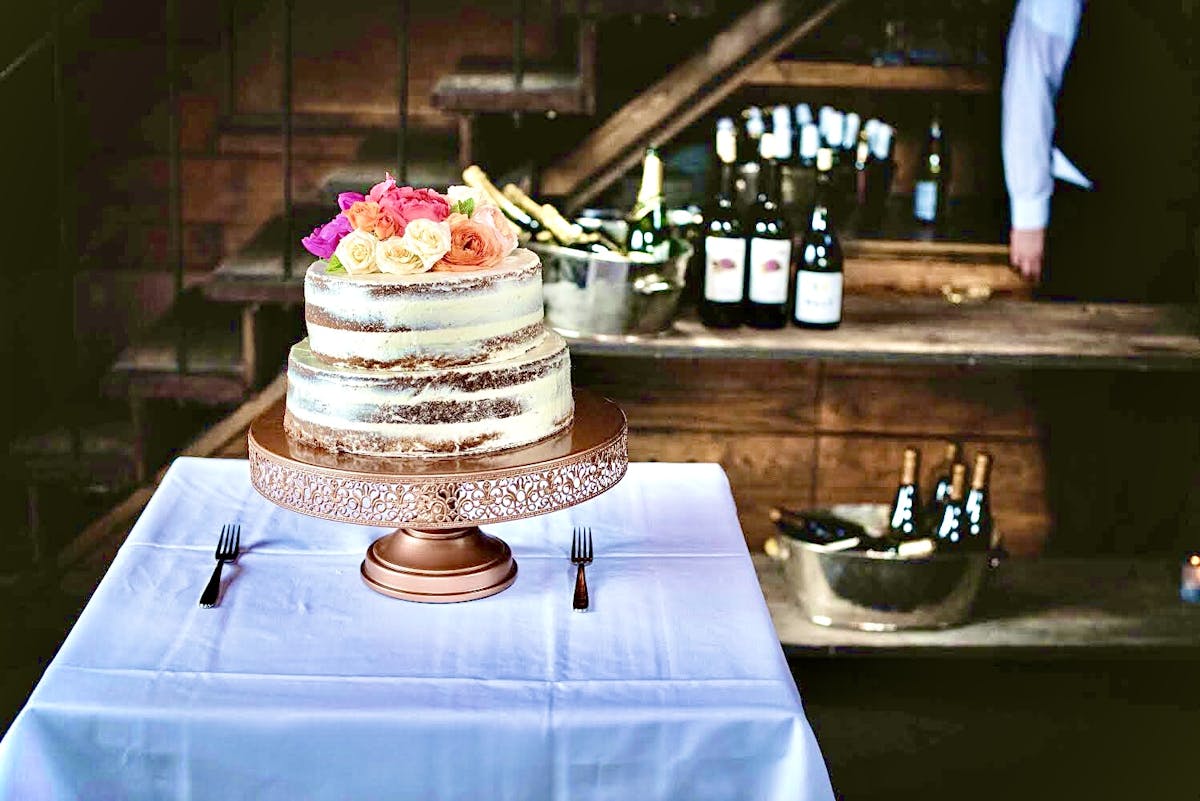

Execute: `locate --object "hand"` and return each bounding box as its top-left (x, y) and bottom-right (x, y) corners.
top-left (1009, 227), bottom-right (1045, 282)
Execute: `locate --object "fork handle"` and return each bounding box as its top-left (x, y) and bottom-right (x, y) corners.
top-left (199, 561), bottom-right (225, 608)
top-left (572, 564), bottom-right (589, 611)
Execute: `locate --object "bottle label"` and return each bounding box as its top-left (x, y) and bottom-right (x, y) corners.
top-left (748, 239), bottom-right (791, 304)
top-left (914, 180), bottom-right (939, 222)
top-left (703, 237), bottom-right (746, 303)
top-left (794, 270), bottom-right (843, 324)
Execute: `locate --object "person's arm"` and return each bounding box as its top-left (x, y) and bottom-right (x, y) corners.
top-left (1001, 0), bottom-right (1079, 280)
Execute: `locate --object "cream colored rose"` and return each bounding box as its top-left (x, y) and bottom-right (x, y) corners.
top-left (400, 218), bottom-right (452, 270)
top-left (445, 185), bottom-right (493, 211)
top-left (333, 229), bottom-right (379, 275)
top-left (375, 235), bottom-right (429, 275)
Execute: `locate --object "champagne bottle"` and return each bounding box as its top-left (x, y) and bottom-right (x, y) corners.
top-left (771, 105), bottom-right (794, 162)
top-left (769, 507), bottom-right (865, 551)
top-left (462, 166), bottom-right (543, 237)
top-left (501, 184), bottom-right (620, 254)
top-left (926, 441), bottom-right (962, 523)
top-left (887, 447), bottom-right (923, 539)
top-left (791, 147), bottom-right (843, 329)
top-left (701, 118), bottom-right (747, 329)
top-left (745, 132), bottom-right (792, 329)
top-left (626, 147), bottom-right (669, 259)
top-left (963, 451), bottom-right (994, 550)
top-left (934, 463), bottom-right (968, 546)
top-left (914, 111), bottom-right (948, 224)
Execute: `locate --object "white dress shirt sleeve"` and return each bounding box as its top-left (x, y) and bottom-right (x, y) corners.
top-left (1001, 0), bottom-right (1084, 230)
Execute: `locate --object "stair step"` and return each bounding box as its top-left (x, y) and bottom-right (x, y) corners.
top-left (204, 205), bottom-right (329, 303)
top-left (8, 402), bottom-right (139, 490)
top-left (433, 70), bottom-right (589, 114)
top-left (105, 290), bottom-right (248, 404)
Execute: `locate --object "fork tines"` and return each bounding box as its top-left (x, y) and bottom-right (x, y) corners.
top-left (571, 526), bottom-right (593, 565)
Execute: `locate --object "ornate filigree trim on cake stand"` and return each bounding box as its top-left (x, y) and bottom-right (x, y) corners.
top-left (247, 390), bottom-right (629, 602)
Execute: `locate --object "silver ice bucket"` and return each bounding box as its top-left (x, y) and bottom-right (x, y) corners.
top-left (532, 242), bottom-right (692, 336)
top-left (767, 504), bottom-right (994, 631)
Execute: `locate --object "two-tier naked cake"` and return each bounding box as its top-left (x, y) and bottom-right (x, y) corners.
top-left (283, 176), bottom-right (573, 458)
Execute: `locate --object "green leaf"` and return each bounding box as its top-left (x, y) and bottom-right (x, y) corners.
top-left (450, 198), bottom-right (475, 217)
top-left (326, 254), bottom-right (347, 274)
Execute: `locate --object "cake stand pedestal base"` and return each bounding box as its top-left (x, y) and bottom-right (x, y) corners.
top-left (360, 527), bottom-right (518, 603)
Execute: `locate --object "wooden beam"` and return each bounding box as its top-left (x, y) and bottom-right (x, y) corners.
top-left (746, 61), bottom-right (994, 93)
top-left (540, 0), bottom-right (851, 210)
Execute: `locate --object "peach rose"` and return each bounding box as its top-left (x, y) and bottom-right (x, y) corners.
top-left (471, 204), bottom-right (518, 256)
top-left (373, 205), bottom-right (404, 240)
top-left (344, 200), bottom-right (382, 233)
top-left (434, 215), bottom-right (506, 272)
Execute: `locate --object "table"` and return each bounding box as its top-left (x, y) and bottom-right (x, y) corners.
top-left (0, 458), bottom-right (832, 801)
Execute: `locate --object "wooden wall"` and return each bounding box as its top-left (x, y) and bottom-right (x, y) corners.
top-left (573, 356), bottom-right (1048, 557)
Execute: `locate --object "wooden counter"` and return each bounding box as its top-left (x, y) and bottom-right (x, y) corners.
top-left (756, 553), bottom-right (1200, 659)
top-left (565, 299), bottom-right (1200, 371)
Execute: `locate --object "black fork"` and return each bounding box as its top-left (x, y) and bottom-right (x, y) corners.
top-left (199, 524), bottom-right (241, 608)
top-left (570, 526), bottom-right (593, 611)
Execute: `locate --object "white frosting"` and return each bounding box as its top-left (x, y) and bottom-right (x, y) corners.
top-left (306, 313), bottom-right (544, 367)
top-left (286, 332), bottom-right (573, 457)
top-left (305, 248), bottom-right (544, 368)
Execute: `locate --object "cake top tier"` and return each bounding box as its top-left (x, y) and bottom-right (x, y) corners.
top-left (306, 247), bottom-right (539, 295)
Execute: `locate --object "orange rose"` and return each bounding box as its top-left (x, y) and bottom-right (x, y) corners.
top-left (373, 205), bottom-right (404, 240)
top-left (434, 215), bottom-right (506, 272)
top-left (343, 201), bottom-right (382, 233)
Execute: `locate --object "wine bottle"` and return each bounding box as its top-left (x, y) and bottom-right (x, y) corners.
top-left (963, 451), bottom-right (994, 550)
top-left (462, 166), bottom-right (543, 237)
top-left (794, 102), bottom-right (813, 129)
top-left (933, 463), bottom-right (968, 546)
top-left (769, 507), bottom-right (865, 551)
top-left (771, 105), bottom-right (794, 162)
top-left (626, 147), bottom-right (669, 259)
top-left (700, 118), bottom-right (747, 329)
top-left (864, 122), bottom-right (894, 223)
top-left (791, 147), bottom-right (843, 329)
top-left (736, 107), bottom-right (765, 209)
top-left (886, 447), bottom-right (923, 539)
top-left (854, 120), bottom-right (874, 207)
top-left (926, 441), bottom-right (962, 523)
top-left (745, 132), bottom-right (792, 330)
top-left (786, 123), bottom-right (820, 230)
top-left (914, 111), bottom-right (948, 224)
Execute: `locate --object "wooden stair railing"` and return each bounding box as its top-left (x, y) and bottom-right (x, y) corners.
top-left (539, 0), bottom-right (851, 211)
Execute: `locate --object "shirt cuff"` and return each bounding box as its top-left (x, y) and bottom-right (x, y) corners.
top-left (1010, 195), bottom-right (1050, 230)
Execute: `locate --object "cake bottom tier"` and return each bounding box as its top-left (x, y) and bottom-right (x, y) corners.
top-left (285, 331), bottom-right (574, 457)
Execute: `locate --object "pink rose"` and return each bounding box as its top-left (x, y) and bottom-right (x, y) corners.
top-left (379, 186), bottom-right (450, 225)
top-left (471, 204), bottom-right (518, 256)
top-left (367, 174), bottom-right (396, 204)
top-left (433, 215), bottom-right (506, 272)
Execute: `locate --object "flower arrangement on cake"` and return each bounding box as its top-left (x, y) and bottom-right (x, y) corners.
top-left (301, 175), bottom-right (519, 276)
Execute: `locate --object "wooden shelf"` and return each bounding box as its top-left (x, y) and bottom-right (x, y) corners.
top-left (560, 299), bottom-right (1200, 371)
top-left (747, 60), bottom-right (994, 93)
top-left (756, 554), bottom-right (1200, 658)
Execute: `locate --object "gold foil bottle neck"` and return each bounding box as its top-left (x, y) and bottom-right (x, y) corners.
top-left (949, 463), bottom-right (967, 501)
top-left (971, 451), bottom-right (993, 491)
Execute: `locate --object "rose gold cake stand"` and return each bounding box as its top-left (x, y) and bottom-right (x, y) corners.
top-left (247, 390), bottom-right (628, 603)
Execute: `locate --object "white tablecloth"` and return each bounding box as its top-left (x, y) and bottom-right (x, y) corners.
top-left (0, 458), bottom-right (832, 801)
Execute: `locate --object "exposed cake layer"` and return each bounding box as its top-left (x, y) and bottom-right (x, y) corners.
top-left (285, 331), bottom-right (574, 457)
top-left (305, 248), bottom-right (545, 369)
